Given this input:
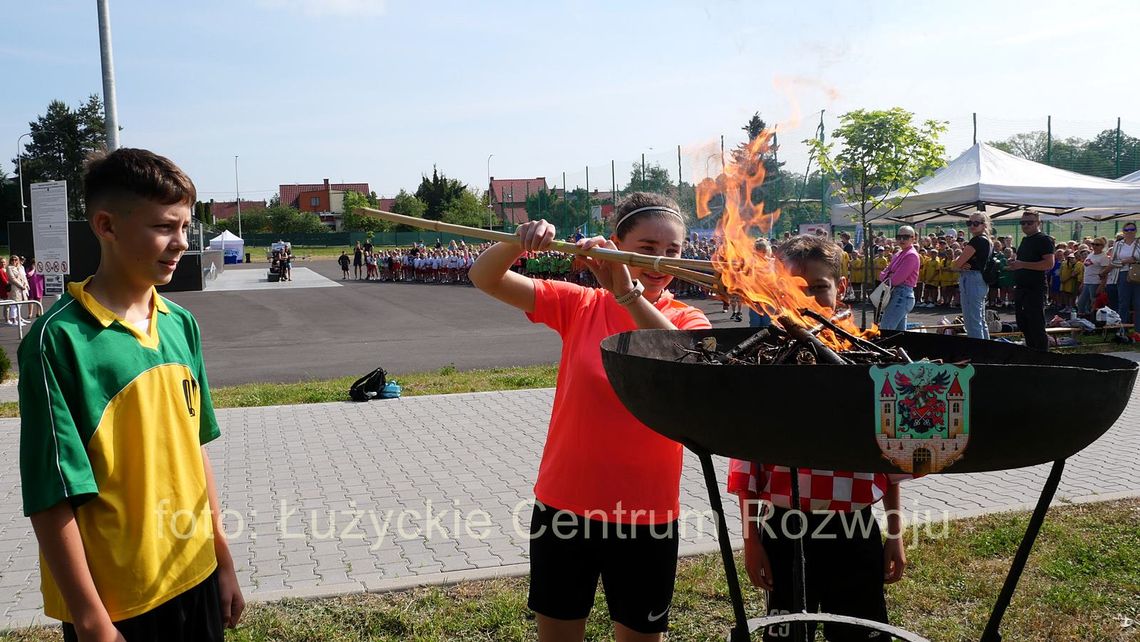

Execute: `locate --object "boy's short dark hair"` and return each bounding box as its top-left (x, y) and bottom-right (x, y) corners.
top-left (84, 148), bottom-right (196, 214)
top-left (777, 234), bottom-right (842, 280)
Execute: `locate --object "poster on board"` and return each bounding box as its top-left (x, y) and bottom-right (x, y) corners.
top-left (30, 180), bottom-right (70, 275)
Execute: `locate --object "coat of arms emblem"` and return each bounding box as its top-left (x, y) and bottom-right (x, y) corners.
top-left (870, 363), bottom-right (974, 474)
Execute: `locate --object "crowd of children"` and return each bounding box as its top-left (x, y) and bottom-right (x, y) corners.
top-left (335, 227), bottom-right (1128, 325)
top-left (846, 228), bottom-right (1124, 316)
top-left (337, 239), bottom-right (599, 286)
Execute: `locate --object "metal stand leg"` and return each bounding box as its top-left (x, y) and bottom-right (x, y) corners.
top-left (694, 450), bottom-right (751, 642)
top-left (979, 459), bottom-right (1066, 642)
top-left (787, 467), bottom-right (810, 642)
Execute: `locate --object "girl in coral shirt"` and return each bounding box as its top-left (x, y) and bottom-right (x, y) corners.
top-left (470, 192), bottom-right (710, 641)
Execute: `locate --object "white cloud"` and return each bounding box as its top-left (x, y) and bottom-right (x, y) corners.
top-left (256, 0), bottom-right (387, 17)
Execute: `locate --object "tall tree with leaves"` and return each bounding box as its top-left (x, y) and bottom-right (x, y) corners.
top-left (443, 188), bottom-right (501, 228)
top-left (415, 167), bottom-right (467, 220)
top-left (624, 162), bottom-right (674, 196)
top-left (15, 95), bottom-right (108, 218)
top-left (807, 107), bottom-right (946, 326)
top-left (342, 190), bottom-right (386, 233)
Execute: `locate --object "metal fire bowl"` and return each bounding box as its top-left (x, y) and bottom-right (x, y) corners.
top-left (600, 328), bottom-right (1138, 474)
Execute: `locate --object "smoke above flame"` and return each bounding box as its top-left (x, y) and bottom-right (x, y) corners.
top-left (697, 130), bottom-right (873, 350)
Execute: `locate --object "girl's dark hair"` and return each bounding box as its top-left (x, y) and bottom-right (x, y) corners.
top-left (84, 148), bottom-right (196, 212)
top-left (611, 191), bottom-right (685, 240)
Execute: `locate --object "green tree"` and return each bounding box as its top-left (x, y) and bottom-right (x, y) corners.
top-left (988, 128), bottom-right (1140, 178)
top-left (390, 189), bottom-right (427, 231)
top-left (988, 131), bottom-right (1049, 162)
top-left (234, 210), bottom-right (269, 234)
top-left (524, 187), bottom-right (559, 221)
top-left (767, 170), bottom-right (829, 236)
top-left (261, 204), bottom-right (324, 234)
top-left (807, 107), bottom-right (946, 325)
top-left (1084, 129), bottom-right (1140, 178)
top-left (415, 167), bottom-right (467, 220)
top-left (341, 190), bottom-right (384, 233)
top-left (15, 95), bottom-right (107, 218)
top-left (442, 188), bottom-right (500, 228)
top-left (624, 162), bottom-right (674, 196)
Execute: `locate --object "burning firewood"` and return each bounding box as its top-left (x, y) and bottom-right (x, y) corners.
top-left (677, 310), bottom-right (911, 367)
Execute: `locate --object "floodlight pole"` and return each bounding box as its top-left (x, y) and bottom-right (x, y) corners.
top-left (97, 0), bottom-right (120, 151)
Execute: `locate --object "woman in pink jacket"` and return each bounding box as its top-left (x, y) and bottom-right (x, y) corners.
top-left (878, 226), bottom-right (921, 331)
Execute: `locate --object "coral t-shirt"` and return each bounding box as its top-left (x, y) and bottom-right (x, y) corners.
top-left (527, 279), bottom-right (711, 524)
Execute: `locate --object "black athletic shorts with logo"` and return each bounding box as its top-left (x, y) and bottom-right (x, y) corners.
top-left (758, 505), bottom-right (889, 642)
top-left (527, 502), bottom-right (679, 634)
top-left (62, 570), bottom-right (223, 642)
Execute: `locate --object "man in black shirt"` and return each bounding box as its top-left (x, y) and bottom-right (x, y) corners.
top-left (1010, 212), bottom-right (1056, 350)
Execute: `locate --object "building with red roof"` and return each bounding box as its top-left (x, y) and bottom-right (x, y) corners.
top-left (488, 177), bottom-right (549, 225)
top-left (209, 199), bottom-right (267, 222)
top-left (279, 179), bottom-right (371, 211)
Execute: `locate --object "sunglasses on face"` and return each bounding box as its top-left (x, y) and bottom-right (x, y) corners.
top-left (1093, 242), bottom-right (1105, 247)
top-left (896, 234), bottom-right (913, 240)
top-left (1126, 228), bottom-right (1138, 233)
top-left (967, 221), bottom-right (984, 227)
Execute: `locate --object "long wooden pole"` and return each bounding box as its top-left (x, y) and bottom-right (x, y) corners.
top-left (357, 207), bottom-right (718, 282)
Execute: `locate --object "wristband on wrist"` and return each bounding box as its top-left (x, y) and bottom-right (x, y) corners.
top-left (614, 280), bottom-right (644, 306)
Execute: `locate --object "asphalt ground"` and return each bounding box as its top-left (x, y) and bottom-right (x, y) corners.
top-left (0, 258), bottom-right (1014, 387)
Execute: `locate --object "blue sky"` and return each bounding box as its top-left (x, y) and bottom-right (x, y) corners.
top-left (2, 0), bottom-right (1138, 204)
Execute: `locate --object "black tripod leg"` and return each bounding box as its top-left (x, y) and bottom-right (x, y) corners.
top-left (695, 450), bottom-right (751, 642)
top-left (979, 459), bottom-right (1066, 642)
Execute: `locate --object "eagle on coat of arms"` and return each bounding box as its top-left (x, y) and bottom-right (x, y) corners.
top-left (893, 367), bottom-right (952, 435)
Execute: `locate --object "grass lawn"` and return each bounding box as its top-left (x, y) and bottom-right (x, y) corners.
top-left (2, 499), bottom-right (1136, 641)
top-left (0, 363), bottom-right (559, 418)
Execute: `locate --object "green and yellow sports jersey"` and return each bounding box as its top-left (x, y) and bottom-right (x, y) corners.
top-left (19, 278), bottom-right (221, 623)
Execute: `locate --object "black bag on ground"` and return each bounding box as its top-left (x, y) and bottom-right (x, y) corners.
top-left (349, 367), bottom-right (387, 402)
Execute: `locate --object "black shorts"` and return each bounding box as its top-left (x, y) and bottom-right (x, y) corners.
top-left (758, 506), bottom-right (888, 642)
top-left (527, 502), bottom-right (679, 634)
top-left (63, 570), bottom-right (223, 642)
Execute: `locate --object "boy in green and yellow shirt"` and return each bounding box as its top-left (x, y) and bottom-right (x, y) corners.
top-left (20, 148), bottom-right (243, 641)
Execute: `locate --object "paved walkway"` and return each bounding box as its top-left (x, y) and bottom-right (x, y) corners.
top-left (2, 358), bottom-right (1138, 629)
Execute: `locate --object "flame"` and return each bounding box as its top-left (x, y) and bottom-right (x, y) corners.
top-left (698, 130), bottom-right (874, 350)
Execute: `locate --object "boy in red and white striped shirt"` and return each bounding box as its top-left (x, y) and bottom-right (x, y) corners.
top-left (729, 235), bottom-right (911, 642)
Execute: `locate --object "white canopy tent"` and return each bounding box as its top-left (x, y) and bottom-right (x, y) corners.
top-left (830, 143), bottom-right (1140, 226)
top-left (208, 230), bottom-right (245, 255)
top-left (1054, 167), bottom-right (1140, 221)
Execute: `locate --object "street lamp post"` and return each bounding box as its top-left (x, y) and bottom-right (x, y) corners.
top-left (704, 153), bottom-right (718, 178)
top-left (96, 0), bottom-right (121, 151)
top-left (486, 153), bottom-right (494, 230)
top-left (234, 156), bottom-right (242, 238)
top-left (16, 133), bottom-right (31, 222)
